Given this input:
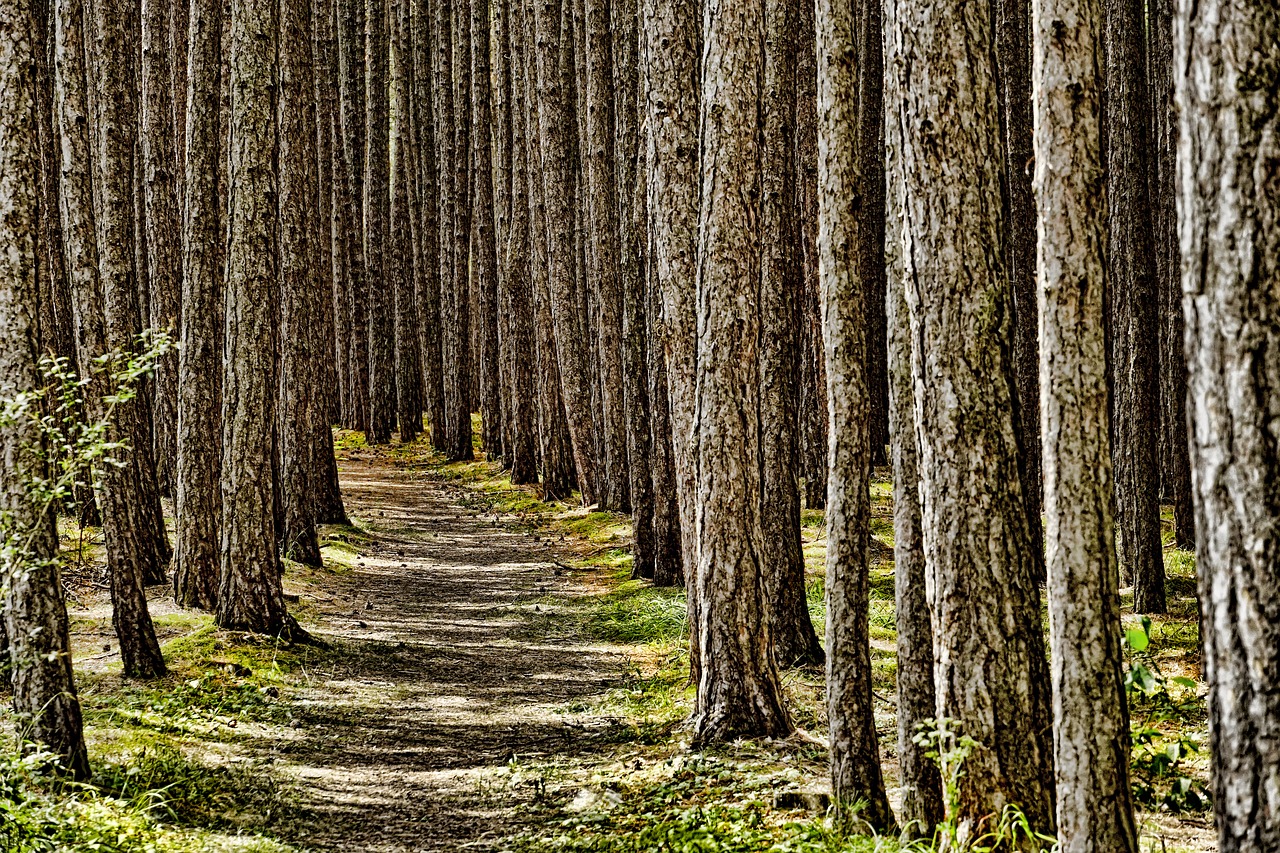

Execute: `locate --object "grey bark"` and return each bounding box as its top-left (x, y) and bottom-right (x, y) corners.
top-left (1, 0), bottom-right (91, 776)
top-left (85, 0), bottom-right (170, 676)
top-left (1032, 0), bottom-right (1139, 847)
top-left (141, 0), bottom-right (180, 496)
top-left (338, 0), bottom-right (370, 433)
top-left (471, 0), bottom-right (501, 460)
top-left (884, 0), bottom-right (1056, 829)
top-left (392, 0), bottom-right (423, 442)
top-left (1103, 0), bottom-right (1164, 614)
top-left (762, 0), bottom-right (822, 668)
top-left (279, 0), bottom-right (324, 567)
top-left (1176, 2), bottom-right (1280, 849)
top-left (446, 0), bottom-right (474, 461)
top-left (691, 0), bottom-right (792, 747)
top-left (532, 0), bottom-right (599, 501)
top-left (174, 0), bottom-right (224, 610)
top-left (217, 0), bottom-right (300, 639)
top-left (817, 0), bottom-right (891, 824)
top-left (366, 0), bottom-right (396, 444)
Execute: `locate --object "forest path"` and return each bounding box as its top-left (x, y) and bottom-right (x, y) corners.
top-left (274, 450), bottom-right (627, 852)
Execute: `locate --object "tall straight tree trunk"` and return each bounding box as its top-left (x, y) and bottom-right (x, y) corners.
top-left (1176, 3), bottom-right (1280, 850)
top-left (502, 0), bottom-right (541, 486)
top-left (613, 0), bottom-right (653, 575)
top-left (643, 0), bottom-right (698, 658)
top-left (816, 0), bottom-right (891, 825)
top-left (532, 0), bottom-right (598, 501)
top-left (1, 0), bottom-right (91, 776)
top-left (884, 94), bottom-right (943, 834)
top-left (761, 0), bottom-right (822, 668)
top-left (141, 0), bottom-right (181, 496)
top-left (583, 0), bottom-right (628, 511)
top-left (175, 0), bottom-right (224, 610)
top-left (691, 0), bottom-right (792, 747)
top-left (995, 0), bottom-right (1045, 580)
top-left (392, 0), bottom-right (423, 442)
top-left (365, 0), bottom-right (396, 444)
top-left (1033, 0), bottom-right (1139, 847)
top-left (432, 0), bottom-right (459, 454)
top-left (1103, 0), bottom-right (1164, 614)
top-left (856, 0), bottom-right (888, 469)
top-left (279, 0), bottom-right (324, 567)
top-left (338, 0), bottom-right (370, 433)
top-left (170, 0), bottom-right (189, 217)
top-left (446, 0), bottom-right (474, 461)
top-left (218, 0), bottom-right (300, 638)
top-left (321, 0), bottom-right (352, 428)
top-left (795, 7), bottom-right (826, 511)
top-left (520, 0), bottom-right (577, 500)
top-left (411, 0), bottom-right (445, 448)
top-left (1149, 0), bottom-right (1193, 549)
top-left (471, 0), bottom-right (502, 460)
top-left (85, 0), bottom-right (170, 677)
top-left (884, 0), bottom-right (1056, 830)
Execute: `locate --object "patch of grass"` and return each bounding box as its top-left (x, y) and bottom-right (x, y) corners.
top-left (577, 581), bottom-right (688, 647)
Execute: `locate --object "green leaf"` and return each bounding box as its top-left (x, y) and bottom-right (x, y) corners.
top-left (1126, 628), bottom-right (1150, 652)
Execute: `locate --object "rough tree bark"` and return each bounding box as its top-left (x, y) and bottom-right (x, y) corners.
top-left (471, 0), bottom-right (502, 460)
top-left (1104, 0), bottom-right (1165, 614)
top-left (885, 0), bottom-right (1056, 829)
top-left (174, 0), bottom-right (224, 610)
top-left (816, 0), bottom-right (892, 825)
top-left (392, 0), bottom-right (423, 442)
top-left (884, 97), bottom-right (943, 834)
top-left (218, 0), bottom-right (301, 638)
top-left (501, 0), bottom-right (541, 487)
top-left (365, 0), bottom-right (396, 444)
top-left (519, 0), bottom-right (577, 500)
top-left (691, 0), bottom-right (792, 747)
top-left (761, 0), bottom-right (822, 668)
top-left (856, 0), bottom-right (888, 470)
top-left (995, 0), bottom-right (1045, 579)
top-left (141, 0), bottom-right (180, 496)
top-left (643, 0), bottom-right (699, 653)
top-left (338, 0), bottom-right (370, 433)
top-left (1149, 0), bottom-right (1193, 549)
top-left (1176, 2), bottom-right (1279, 849)
top-left (446, 0), bottom-right (474, 461)
top-left (84, 0), bottom-right (170, 677)
top-left (1032, 0), bottom-right (1139, 846)
top-left (411, 0), bottom-right (446, 449)
top-left (1, 0), bottom-right (91, 776)
top-left (531, 0), bottom-right (599, 500)
top-left (431, 0), bottom-right (456, 453)
top-left (279, 0), bottom-right (324, 567)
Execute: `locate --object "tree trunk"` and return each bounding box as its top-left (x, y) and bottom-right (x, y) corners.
top-left (279, 0), bottom-right (324, 567)
top-left (795, 7), bottom-right (826, 511)
top-left (447, 0), bottom-right (474, 461)
top-left (1176, 3), bottom-right (1280, 849)
top-left (519, 0), bottom-right (577, 500)
top-left (642, 0), bottom-right (698, 660)
top-left (816, 0), bottom-right (891, 824)
top-left (531, 0), bottom-right (598, 501)
top-left (613, 0), bottom-right (653, 576)
top-left (995, 0), bottom-right (1045, 581)
top-left (365, 0), bottom-right (396, 444)
top-left (218, 0), bottom-right (301, 639)
top-left (321, 0), bottom-right (352, 428)
top-left (85, 0), bottom-right (170, 677)
top-left (1033, 1), bottom-right (1139, 847)
top-left (1, 0), bottom-right (91, 777)
top-left (338, 0), bottom-right (370, 433)
top-left (392, 0), bottom-right (423, 443)
top-left (646, 251), bottom-right (683, 589)
top-left (884, 0), bottom-right (1056, 829)
top-left (884, 89), bottom-right (943, 834)
top-left (857, 0), bottom-right (888, 471)
top-left (1103, 0), bottom-right (1164, 614)
top-left (582, 0), bottom-right (628, 511)
top-left (761, 0), bottom-right (822, 668)
top-left (502, 0), bottom-right (541, 487)
top-left (471, 0), bottom-right (502, 461)
top-left (1149, 0), bottom-right (1193, 550)
top-left (141, 0), bottom-right (181, 497)
top-left (175, 0), bottom-right (224, 610)
top-left (411, 0), bottom-right (446, 449)
top-left (691, 0), bottom-right (792, 747)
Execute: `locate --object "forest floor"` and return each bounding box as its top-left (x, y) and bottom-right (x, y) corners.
top-left (1, 428), bottom-right (1218, 852)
